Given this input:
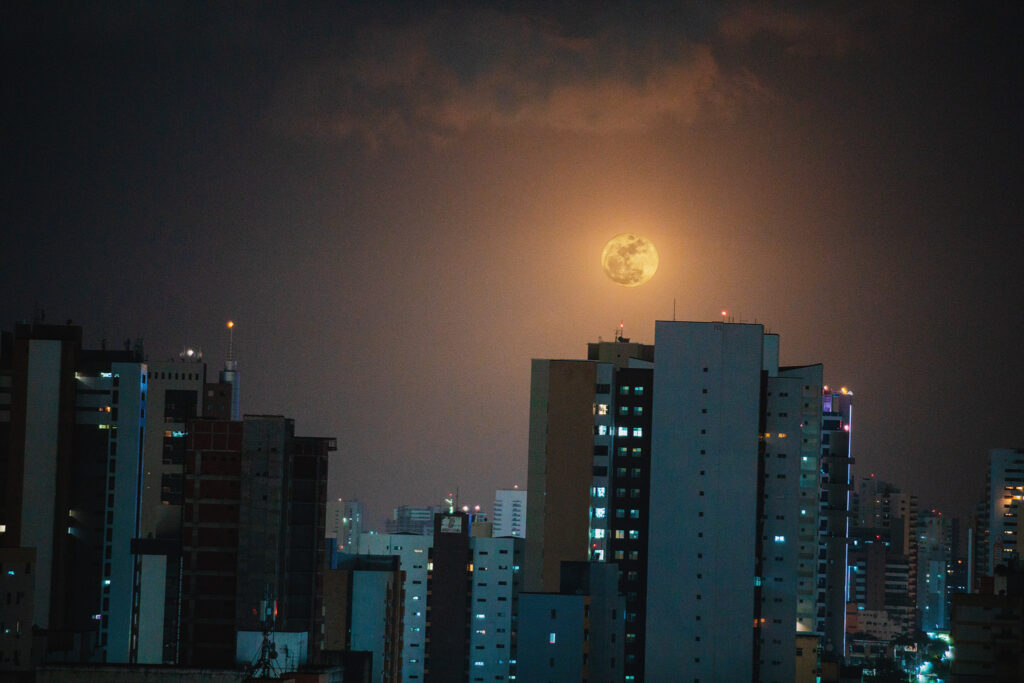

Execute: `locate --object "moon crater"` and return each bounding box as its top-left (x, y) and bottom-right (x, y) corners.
top-left (601, 233), bottom-right (658, 286)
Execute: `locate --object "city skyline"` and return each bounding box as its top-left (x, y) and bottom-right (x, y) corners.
top-left (4, 2), bottom-right (1022, 527)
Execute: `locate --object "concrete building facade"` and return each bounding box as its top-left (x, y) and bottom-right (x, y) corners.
top-left (0, 323), bottom-right (149, 666)
top-left (358, 532), bottom-right (433, 682)
top-left (492, 489), bottom-right (526, 539)
top-left (645, 321), bottom-right (766, 681)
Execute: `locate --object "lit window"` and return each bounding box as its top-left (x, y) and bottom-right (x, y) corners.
top-left (593, 529), bottom-right (605, 539)
top-left (774, 535), bottom-right (785, 543)
top-left (618, 427), bottom-right (628, 437)
top-left (598, 425), bottom-right (609, 436)
top-left (615, 530), bottom-right (626, 539)
top-left (594, 508), bottom-right (606, 519)
top-left (632, 427), bottom-right (643, 437)
top-left (592, 486), bottom-right (606, 498)
top-left (618, 405), bottom-right (630, 416)
top-left (629, 530), bottom-right (640, 540)
top-left (634, 386), bottom-right (644, 395)
top-left (632, 448), bottom-right (642, 457)
top-left (633, 406), bottom-right (644, 416)
top-left (598, 403), bottom-right (608, 415)
top-left (549, 632), bottom-right (557, 644)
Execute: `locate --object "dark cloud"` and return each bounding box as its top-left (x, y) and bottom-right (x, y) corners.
top-left (268, 6), bottom-right (769, 145)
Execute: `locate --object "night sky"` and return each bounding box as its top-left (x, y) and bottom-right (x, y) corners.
top-left (4, 2), bottom-right (1022, 528)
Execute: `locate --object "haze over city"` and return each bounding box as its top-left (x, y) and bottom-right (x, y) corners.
top-left (4, 1), bottom-right (1021, 528)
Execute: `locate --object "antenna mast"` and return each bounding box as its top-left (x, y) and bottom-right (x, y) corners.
top-left (227, 320), bottom-right (235, 361)
top-left (249, 584), bottom-right (281, 678)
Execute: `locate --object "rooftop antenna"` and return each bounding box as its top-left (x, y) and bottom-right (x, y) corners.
top-left (615, 321), bottom-right (626, 343)
top-left (248, 584), bottom-right (281, 679)
top-left (221, 321), bottom-right (241, 420)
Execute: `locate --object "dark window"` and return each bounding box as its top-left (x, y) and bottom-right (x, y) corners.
top-left (163, 436), bottom-right (185, 465)
top-left (164, 389), bottom-right (198, 421)
top-left (161, 473), bottom-right (183, 505)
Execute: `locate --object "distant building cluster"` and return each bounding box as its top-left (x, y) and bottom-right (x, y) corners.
top-left (2, 318), bottom-right (1023, 681)
top-left (0, 322), bottom-right (339, 679)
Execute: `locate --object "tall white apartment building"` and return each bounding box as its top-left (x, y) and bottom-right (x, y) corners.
top-left (982, 448), bottom-right (1024, 574)
top-left (492, 488), bottom-right (526, 538)
top-left (358, 532), bottom-right (432, 681)
top-left (645, 320), bottom-right (832, 683)
top-left (468, 535), bottom-right (523, 682)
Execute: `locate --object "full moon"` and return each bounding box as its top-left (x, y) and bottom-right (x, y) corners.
top-left (601, 233), bottom-right (659, 286)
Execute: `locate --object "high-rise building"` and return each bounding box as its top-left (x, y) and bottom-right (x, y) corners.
top-left (326, 500), bottom-right (365, 553)
top-left (848, 477), bottom-right (918, 638)
top-left (358, 532), bottom-right (433, 681)
top-left (517, 562), bottom-right (624, 682)
top-left (386, 506), bottom-right (445, 535)
top-left (950, 563), bottom-right (1024, 682)
top-left (0, 323), bottom-right (148, 666)
top-left (356, 516), bottom-right (523, 683)
top-left (324, 554), bottom-right (404, 683)
top-left (466, 534), bottom-right (523, 682)
top-left (342, 501), bottom-right (364, 552)
top-left (917, 510), bottom-right (951, 631)
top-left (645, 321), bottom-right (818, 682)
top-left (525, 358), bottom-right (597, 594)
top-left (525, 338), bottom-right (655, 680)
top-left (425, 511), bottom-right (472, 681)
top-left (976, 448), bottom-right (1024, 580)
top-left (948, 518), bottom-right (970, 599)
top-left (178, 415), bottom-right (336, 668)
top-left (526, 321), bottom-right (846, 682)
top-left (139, 355), bottom-right (207, 541)
top-left (0, 547), bottom-right (35, 671)
top-left (424, 511), bottom-right (524, 683)
top-left (491, 488), bottom-right (526, 539)
top-left (819, 387), bottom-right (854, 660)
